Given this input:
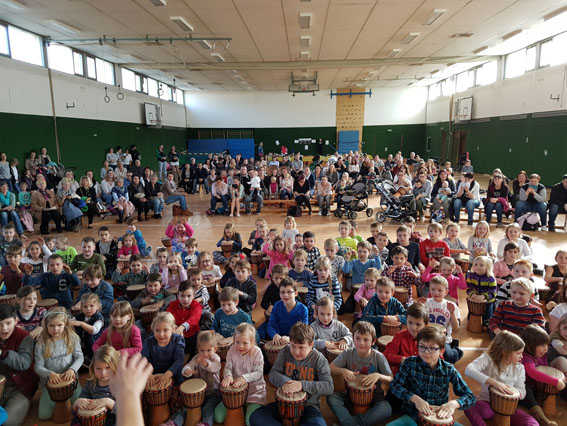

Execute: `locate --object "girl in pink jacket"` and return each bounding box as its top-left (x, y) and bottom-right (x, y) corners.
top-left (165, 218), bottom-right (194, 252)
top-left (262, 235), bottom-right (294, 280)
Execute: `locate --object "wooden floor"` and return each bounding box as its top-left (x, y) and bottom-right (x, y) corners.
top-left (25, 174), bottom-right (567, 425)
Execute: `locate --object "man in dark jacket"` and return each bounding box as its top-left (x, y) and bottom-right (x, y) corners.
top-left (548, 174), bottom-right (567, 231)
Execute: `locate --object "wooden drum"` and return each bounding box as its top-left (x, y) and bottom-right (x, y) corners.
top-left (144, 374), bottom-right (173, 426)
top-left (0, 294), bottom-right (16, 305)
top-left (217, 336), bottom-right (234, 362)
top-left (38, 298), bottom-right (58, 311)
top-left (251, 250), bottom-right (263, 275)
top-left (180, 378), bottom-right (207, 426)
top-left (380, 321), bottom-right (402, 337)
top-left (455, 257), bottom-right (471, 274)
top-left (325, 347), bottom-right (344, 364)
top-left (206, 282), bottom-right (218, 310)
top-left (47, 377), bottom-right (77, 424)
top-left (394, 287), bottom-right (409, 305)
top-left (377, 335), bottom-right (394, 352)
top-left (220, 383), bottom-right (249, 426)
top-left (418, 406), bottom-right (454, 426)
top-left (535, 366), bottom-right (565, 417)
top-left (161, 237), bottom-right (172, 248)
top-left (71, 304), bottom-right (82, 317)
top-left (264, 341), bottom-right (287, 366)
top-left (466, 297), bottom-right (486, 334)
top-left (297, 287), bottom-right (308, 305)
top-left (221, 241), bottom-right (233, 258)
top-left (489, 386), bottom-right (520, 426)
top-left (140, 304), bottom-right (160, 331)
top-left (345, 375), bottom-right (375, 414)
top-left (126, 284), bottom-right (145, 300)
top-left (77, 405), bottom-right (108, 426)
top-left (275, 388), bottom-right (308, 426)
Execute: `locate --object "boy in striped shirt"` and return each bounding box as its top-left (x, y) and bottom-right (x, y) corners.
top-left (489, 277), bottom-right (545, 336)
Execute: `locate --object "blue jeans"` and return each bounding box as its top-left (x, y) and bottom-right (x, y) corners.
top-left (484, 201), bottom-right (503, 223)
top-left (514, 200), bottom-right (547, 226)
top-left (211, 195), bottom-right (229, 211)
top-left (158, 161), bottom-right (168, 180)
top-left (139, 246), bottom-right (151, 257)
top-left (250, 402), bottom-right (326, 426)
top-left (548, 203), bottom-right (565, 229)
top-left (192, 180), bottom-right (209, 193)
top-left (443, 343), bottom-right (463, 364)
top-left (0, 210), bottom-right (24, 235)
top-left (280, 189), bottom-right (293, 200)
top-left (327, 392), bottom-right (392, 426)
top-left (102, 193), bottom-right (113, 205)
top-left (387, 415), bottom-right (464, 426)
top-left (152, 198), bottom-right (164, 214)
top-left (452, 198), bottom-right (480, 223)
top-left (166, 194), bottom-right (187, 210)
top-left (245, 192), bottom-right (263, 214)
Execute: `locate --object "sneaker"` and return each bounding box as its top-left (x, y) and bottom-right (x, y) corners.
top-left (236, 214), bottom-right (240, 217)
top-left (256, 212), bottom-right (261, 215)
top-left (496, 222), bottom-right (504, 228)
top-left (229, 214), bottom-right (233, 217)
top-left (318, 212), bottom-right (322, 216)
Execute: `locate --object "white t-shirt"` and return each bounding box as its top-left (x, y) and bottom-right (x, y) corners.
top-left (425, 298), bottom-right (460, 343)
top-left (550, 303), bottom-right (567, 320)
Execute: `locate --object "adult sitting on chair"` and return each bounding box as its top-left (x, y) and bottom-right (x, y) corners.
top-left (483, 173), bottom-right (509, 228)
top-left (0, 180), bottom-right (24, 236)
top-left (31, 175), bottom-right (61, 234)
top-left (315, 176), bottom-right (333, 216)
top-left (293, 173), bottom-right (312, 215)
top-left (162, 171), bottom-right (192, 216)
top-left (452, 172), bottom-right (481, 225)
top-left (210, 176), bottom-right (230, 213)
top-left (547, 174), bottom-right (567, 232)
top-left (514, 173), bottom-right (547, 227)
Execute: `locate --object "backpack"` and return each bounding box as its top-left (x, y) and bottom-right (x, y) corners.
top-left (517, 212), bottom-right (540, 231)
top-left (287, 205), bottom-right (302, 217)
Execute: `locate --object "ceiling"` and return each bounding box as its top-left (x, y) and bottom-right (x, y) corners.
top-left (1, 0), bottom-right (567, 92)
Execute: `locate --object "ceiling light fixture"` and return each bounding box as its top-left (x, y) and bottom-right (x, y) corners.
top-left (300, 36), bottom-right (311, 47)
top-left (473, 46), bottom-right (488, 54)
top-left (300, 51), bottom-right (310, 60)
top-left (45, 19), bottom-right (80, 35)
top-left (0, 0), bottom-right (26, 10)
top-left (401, 32), bottom-right (420, 44)
top-left (387, 48), bottom-right (402, 57)
top-left (148, 0), bottom-right (166, 6)
top-left (451, 33), bottom-right (473, 38)
top-left (197, 40), bottom-right (212, 49)
top-left (211, 52), bottom-right (225, 62)
top-left (170, 16), bottom-right (194, 32)
top-left (299, 13), bottom-right (312, 29)
top-left (544, 6), bottom-right (567, 21)
top-left (502, 29), bottom-right (522, 41)
top-left (422, 9), bottom-right (447, 25)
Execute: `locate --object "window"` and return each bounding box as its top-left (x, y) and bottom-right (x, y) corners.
top-left (476, 61), bottom-right (497, 86)
top-left (525, 45), bottom-right (537, 71)
top-left (456, 70), bottom-right (473, 92)
top-left (73, 52), bottom-right (83, 75)
top-left (160, 84), bottom-right (172, 101)
top-left (0, 25), bottom-right (8, 56)
top-left (441, 78), bottom-right (454, 96)
top-left (147, 78), bottom-right (158, 97)
top-left (428, 83), bottom-right (440, 101)
top-left (176, 88), bottom-right (184, 105)
top-left (540, 33), bottom-right (567, 67)
top-left (95, 58), bottom-right (114, 85)
top-left (8, 25), bottom-right (43, 66)
top-left (505, 48), bottom-right (526, 78)
top-left (121, 68), bottom-right (136, 91)
top-left (86, 56), bottom-right (96, 79)
top-left (47, 44), bottom-right (74, 74)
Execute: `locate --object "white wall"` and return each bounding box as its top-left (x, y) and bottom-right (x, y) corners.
top-left (426, 64), bottom-right (567, 123)
top-left (186, 86), bottom-right (428, 128)
top-left (0, 56), bottom-right (187, 127)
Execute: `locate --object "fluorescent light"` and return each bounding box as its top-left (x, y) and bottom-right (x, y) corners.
top-left (401, 32), bottom-right (420, 44)
top-left (299, 13), bottom-right (312, 29)
top-left (300, 36), bottom-right (311, 48)
top-left (451, 33), bottom-right (473, 38)
top-left (211, 52), bottom-right (225, 62)
top-left (45, 20), bottom-right (80, 35)
top-left (149, 0), bottom-right (166, 5)
top-left (300, 51), bottom-right (310, 60)
top-left (544, 6), bottom-right (567, 21)
top-left (0, 0), bottom-right (26, 10)
top-left (473, 46), bottom-right (488, 54)
top-left (170, 16), bottom-right (194, 32)
top-left (422, 9), bottom-right (447, 25)
top-left (387, 48), bottom-right (402, 57)
top-left (502, 29), bottom-right (522, 41)
top-left (196, 40), bottom-right (212, 49)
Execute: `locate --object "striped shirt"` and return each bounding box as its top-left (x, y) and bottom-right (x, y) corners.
top-left (466, 272), bottom-right (497, 303)
top-left (305, 275), bottom-right (342, 316)
top-left (489, 301), bottom-right (545, 335)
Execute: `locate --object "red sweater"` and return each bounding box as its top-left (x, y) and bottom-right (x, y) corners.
top-left (167, 299), bottom-right (202, 338)
top-left (0, 327), bottom-right (38, 399)
top-left (383, 329), bottom-right (418, 375)
top-left (1, 265), bottom-right (23, 295)
top-left (419, 239), bottom-right (450, 267)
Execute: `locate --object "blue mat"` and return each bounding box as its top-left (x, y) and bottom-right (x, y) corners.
top-left (338, 131), bottom-right (359, 154)
top-left (187, 139), bottom-right (255, 161)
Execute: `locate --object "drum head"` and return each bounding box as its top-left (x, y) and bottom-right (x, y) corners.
top-left (346, 375), bottom-right (374, 391)
top-left (38, 298), bottom-right (57, 306)
top-left (181, 378), bottom-right (206, 394)
top-left (78, 406), bottom-right (107, 417)
top-left (327, 347), bottom-right (343, 355)
top-left (265, 342), bottom-right (288, 351)
top-left (48, 377), bottom-right (75, 389)
top-left (140, 304), bottom-right (159, 313)
top-left (489, 386), bottom-right (520, 399)
top-left (297, 287), bottom-right (308, 294)
top-left (128, 284), bottom-right (145, 291)
top-left (219, 337), bottom-right (233, 347)
top-left (221, 383), bottom-right (248, 393)
top-left (536, 366), bottom-right (565, 381)
top-left (146, 373), bottom-right (172, 390)
top-left (420, 406), bottom-right (453, 425)
top-left (276, 388), bottom-right (306, 402)
top-left (377, 335), bottom-right (393, 345)
top-left (394, 286), bottom-right (408, 294)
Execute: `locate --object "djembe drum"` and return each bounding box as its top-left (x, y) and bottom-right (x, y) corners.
top-left (71, 304), bottom-right (82, 317)
top-left (161, 237), bottom-right (172, 248)
top-left (126, 284), bottom-right (145, 300)
top-left (264, 341), bottom-right (288, 366)
top-left (377, 335), bottom-right (393, 352)
top-left (220, 383), bottom-right (249, 426)
top-left (345, 375), bottom-right (375, 414)
top-left (466, 297), bottom-right (486, 334)
top-left (117, 257), bottom-right (130, 275)
top-left (38, 298), bottom-right (58, 311)
top-left (297, 287), bottom-right (308, 305)
top-left (140, 304), bottom-right (160, 331)
top-left (418, 406), bottom-right (454, 426)
top-left (76, 405), bottom-right (108, 426)
top-left (47, 377), bottom-right (77, 424)
top-left (144, 374), bottom-right (173, 426)
top-left (275, 388), bottom-right (308, 426)
top-left (380, 321), bottom-right (402, 337)
top-left (180, 378), bottom-right (207, 426)
top-left (489, 386), bottom-right (521, 426)
top-left (0, 294), bottom-right (16, 305)
top-left (394, 287), bottom-right (409, 305)
top-left (217, 336), bottom-right (234, 362)
top-left (251, 251), bottom-right (263, 275)
top-left (206, 281), bottom-right (218, 310)
top-left (535, 366), bottom-right (565, 417)
top-left (221, 241), bottom-right (233, 258)
top-left (456, 257), bottom-right (471, 274)
top-left (325, 347), bottom-right (344, 363)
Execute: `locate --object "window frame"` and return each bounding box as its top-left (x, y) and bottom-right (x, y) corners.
top-left (0, 23), bottom-right (10, 57)
top-left (86, 55), bottom-right (97, 80)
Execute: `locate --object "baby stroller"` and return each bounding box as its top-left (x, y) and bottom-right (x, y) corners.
top-left (334, 181), bottom-right (374, 220)
top-left (374, 181), bottom-right (417, 223)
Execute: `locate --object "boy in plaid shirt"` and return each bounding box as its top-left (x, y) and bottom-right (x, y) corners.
top-left (387, 326), bottom-right (475, 426)
top-left (382, 246), bottom-right (421, 305)
top-left (303, 231), bottom-right (321, 271)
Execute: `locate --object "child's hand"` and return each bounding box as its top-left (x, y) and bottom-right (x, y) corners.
top-left (154, 373), bottom-right (172, 390)
top-left (197, 354), bottom-right (208, 367)
top-left (437, 401), bottom-right (458, 419)
top-left (360, 373), bottom-right (380, 387)
top-left (360, 298), bottom-right (368, 308)
top-left (412, 395), bottom-right (432, 416)
top-left (73, 398), bottom-right (90, 411)
top-left (117, 262), bottom-right (125, 271)
top-left (21, 263), bottom-right (33, 275)
top-left (337, 339), bottom-right (348, 350)
top-left (37, 237), bottom-right (45, 247)
top-left (417, 264), bottom-right (425, 274)
top-left (344, 250), bottom-right (353, 261)
top-left (174, 325), bottom-right (185, 335)
top-left (558, 379), bottom-right (566, 391)
top-left (61, 369), bottom-right (75, 382)
top-left (232, 377), bottom-right (247, 388)
top-left (73, 302), bottom-right (81, 311)
top-left (341, 369), bottom-right (358, 383)
top-left (21, 235), bottom-right (29, 248)
top-left (383, 315), bottom-right (398, 324)
top-left (282, 380), bottom-right (302, 395)
top-left (325, 341), bottom-right (337, 350)
top-left (182, 366), bottom-right (193, 377)
top-left (387, 266), bottom-right (397, 274)
top-left (29, 327), bottom-right (42, 339)
top-left (546, 301), bottom-right (557, 311)
top-left (416, 297), bottom-right (427, 304)
top-left (48, 372), bottom-right (62, 384)
top-left (62, 264), bottom-right (72, 274)
top-left (429, 259), bottom-right (439, 269)
top-left (447, 303), bottom-right (455, 314)
top-left (489, 381), bottom-right (514, 395)
top-left (222, 376), bottom-right (233, 388)
top-left (109, 353), bottom-right (154, 402)
top-left (407, 270), bottom-right (418, 278)
top-left (455, 264), bottom-right (463, 274)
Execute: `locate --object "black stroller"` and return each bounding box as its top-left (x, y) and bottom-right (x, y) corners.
top-left (334, 181), bottom-right (374, 220)
top-left (374, 181), bottom-right (417, 223)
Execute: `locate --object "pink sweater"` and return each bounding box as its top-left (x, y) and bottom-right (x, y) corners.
top-left (165, 223), bottom-right (194, 240)
top-left (421, 266), bottom-right (466, 303)
top-left (493, 260), bottom-right (513, 285)
top-left (93, 325), bottom-right (142, 356)
top-left (224, 345), bottom-right (266, 404)
top-left (161, 266), bottom-right (188, 289)
top-left (354, 284), bottom-right (375, 303)
top-left (521, 352), bottom-right (560, 388)
top-left (262, 244), bottom-right (293, 280)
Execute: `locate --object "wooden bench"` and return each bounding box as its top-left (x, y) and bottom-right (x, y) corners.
top-left (262, 197), bottom-right (335, 212)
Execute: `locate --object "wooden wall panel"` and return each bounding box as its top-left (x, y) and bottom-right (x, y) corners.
top-left (335, 88), bottom-right (365, 150)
